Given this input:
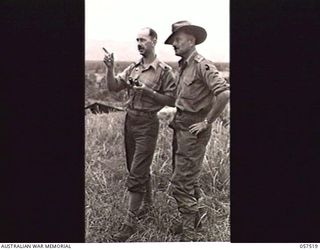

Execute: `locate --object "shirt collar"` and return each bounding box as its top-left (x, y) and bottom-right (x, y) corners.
top-left (178, 50), bottom-right (198, 67)
top-left (135, 56), bottom-right (159, 70)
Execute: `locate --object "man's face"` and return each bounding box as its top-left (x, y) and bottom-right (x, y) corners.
top-left (136, 29), bottom-right (155, 56)
top-left (172, 31), bottom-right (195, 57)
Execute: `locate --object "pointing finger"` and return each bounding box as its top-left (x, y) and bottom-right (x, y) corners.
top-left (102, 47), bottom-right (109, 55)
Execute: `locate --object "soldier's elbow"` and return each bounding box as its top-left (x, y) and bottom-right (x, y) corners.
top-left (108, 85), bottom-right (116, 91)
top-left (217, 90), bottom-right (230, 102)
top-left (108, 82), bottom-right (118, 92)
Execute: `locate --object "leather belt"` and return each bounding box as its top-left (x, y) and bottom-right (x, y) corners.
top-left (127, 108), bottom-right (157, 117)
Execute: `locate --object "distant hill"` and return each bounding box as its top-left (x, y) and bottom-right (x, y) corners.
top-left (86, 39), bottom-right (229, 62)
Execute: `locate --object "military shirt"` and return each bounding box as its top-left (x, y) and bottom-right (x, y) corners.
top-left (115, 57), bottom-right (176, 112)
top-left (175, 51), bottom-right (229, 113)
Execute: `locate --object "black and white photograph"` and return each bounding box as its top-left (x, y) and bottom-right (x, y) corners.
top-left (3, 0), bottom-right (320, 247)
top-left (85, 0), bottom-right (230, 242)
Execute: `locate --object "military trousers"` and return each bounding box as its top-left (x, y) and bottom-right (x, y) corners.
top-left (171, 113), bottom-right (211, 215)
top-left (124, 110), bottom-right (159, 193)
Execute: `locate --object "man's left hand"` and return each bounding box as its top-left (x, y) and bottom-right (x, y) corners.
top-left (189, 121), bottom-right (209, 135)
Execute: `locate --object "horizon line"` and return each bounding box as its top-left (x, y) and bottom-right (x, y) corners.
top-left (85, 59), bottom-right (230, 63)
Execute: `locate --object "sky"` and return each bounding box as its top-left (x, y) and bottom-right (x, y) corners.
top-left (85, 0), bottom-right (229, 62)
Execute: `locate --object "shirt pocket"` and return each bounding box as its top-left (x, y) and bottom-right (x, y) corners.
top-left (141, 78), bottom-right (161, 91)
top-left (179, 73), bottom-right (199, 99)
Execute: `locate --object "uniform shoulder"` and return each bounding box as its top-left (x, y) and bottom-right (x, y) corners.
top-left (126, 62), bottom-right (138, 71)
top-left (132, 61), bottom-right (140, 68)
top-left (158, 60), bottom-right (172, 71)
top-left (194, 54), bottom-right (215, 65)
top-left (194, 54), bottom-right (205, 63)
top-left (197, 57), bottom-right (218, 71)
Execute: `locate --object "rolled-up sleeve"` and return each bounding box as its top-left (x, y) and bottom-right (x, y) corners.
top-left (199, 61), bottom-right (229, 96)
top-left (160, 69), bottom-right (177, 98)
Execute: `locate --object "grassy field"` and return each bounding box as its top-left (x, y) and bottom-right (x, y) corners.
top-left (85, 106), bottom-right (230, 242)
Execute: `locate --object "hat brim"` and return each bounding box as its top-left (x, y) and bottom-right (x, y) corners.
top-left (164, 25), bottom-right (207, 45)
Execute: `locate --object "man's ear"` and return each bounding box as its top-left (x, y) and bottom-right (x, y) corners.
top-left (189, 35), bottom-right (196, 46)
top-left (152, 38), bottom-right (157, 46)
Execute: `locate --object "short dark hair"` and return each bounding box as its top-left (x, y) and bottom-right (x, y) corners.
top-left (144, 27), bottom-right (157, 40)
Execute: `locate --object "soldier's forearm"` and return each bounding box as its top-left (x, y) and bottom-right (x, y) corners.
top-left (206, 90), bottom-right (230, 124)
top-left (106, 68), bottom-right (116, 89)
top-left (151, 90), bottom-right (175, 107)
top-left (106, 68), bottom-right (121, 92)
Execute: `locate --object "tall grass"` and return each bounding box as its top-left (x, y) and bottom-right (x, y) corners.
top-left (85, 108), bottom-right (230, 242)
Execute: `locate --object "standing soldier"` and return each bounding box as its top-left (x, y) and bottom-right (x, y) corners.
top-left (164, 21), bottom-right (230, 241)
top-left (103, 27), bottom-right (176, 242)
